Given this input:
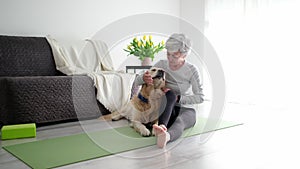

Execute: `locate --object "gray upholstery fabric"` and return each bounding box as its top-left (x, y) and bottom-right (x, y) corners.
top-left (0, 76), bottom-right (102, 125)
top-left (0, 35), bottom-right (61, 76)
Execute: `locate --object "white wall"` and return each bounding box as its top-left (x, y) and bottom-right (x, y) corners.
top-left (0, 0), bottom-right (180, 40)
top-left (180, 0), bottom-right (205, 33)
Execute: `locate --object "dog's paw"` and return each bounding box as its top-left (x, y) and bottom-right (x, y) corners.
top-left (111, 112), bottom-right (122, 121)
top-left (151, 128), bottom-right (157, 136)
top-left (132, 122), bottom-right (151, 136)
top-left (139, 128), bottom-right (151, 136)
top-left (129, 122), bottom-right (134, 127)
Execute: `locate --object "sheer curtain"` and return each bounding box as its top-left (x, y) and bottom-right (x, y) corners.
top-left (204, 0), bottom-right (300, 108)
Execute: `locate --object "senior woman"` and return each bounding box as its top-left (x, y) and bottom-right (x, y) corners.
top-left (135, 33), bottom-right (204, 148)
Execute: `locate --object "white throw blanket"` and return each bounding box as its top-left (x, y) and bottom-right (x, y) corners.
top-left (46, 36), bottom-right (136, 112)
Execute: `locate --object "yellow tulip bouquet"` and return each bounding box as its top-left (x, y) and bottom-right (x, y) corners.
top-left (124, 35), bottom-right (165, 61)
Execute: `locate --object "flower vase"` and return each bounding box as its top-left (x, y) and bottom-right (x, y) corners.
top-left (141, 57), bottom-right (152, 66)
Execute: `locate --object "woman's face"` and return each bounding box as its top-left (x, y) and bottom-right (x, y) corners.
top-left (167, 50), bottom-right (186, 66)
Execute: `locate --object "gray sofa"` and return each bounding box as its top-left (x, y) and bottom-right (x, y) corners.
top-left (0, 35), bottom-right (110, 127)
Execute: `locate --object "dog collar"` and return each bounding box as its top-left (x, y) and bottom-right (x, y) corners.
top-left (138, 93), bottom-right (149, 103)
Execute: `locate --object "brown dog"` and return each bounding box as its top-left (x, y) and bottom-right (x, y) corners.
top-left (111, 67), bottom-right (165, 136)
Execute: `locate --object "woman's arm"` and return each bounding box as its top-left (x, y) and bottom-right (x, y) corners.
top-left (178, 66), bottom-right (204, 104)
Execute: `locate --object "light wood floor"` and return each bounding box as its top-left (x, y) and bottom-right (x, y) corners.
top-left (1, 102), bottom-right (299, 169)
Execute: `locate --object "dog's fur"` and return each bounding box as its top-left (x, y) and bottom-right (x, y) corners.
top-left (111, 67), bottom-right (165, 136)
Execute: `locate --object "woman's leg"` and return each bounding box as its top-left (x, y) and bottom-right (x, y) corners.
top-left (154, 90), bottom-right (177, 148)
top-left (155, 107), bottom-right (196, 148)
top-left (167, 107), bottom-right (196, 142)
top-left (158, 90), bottom-right (177, 126)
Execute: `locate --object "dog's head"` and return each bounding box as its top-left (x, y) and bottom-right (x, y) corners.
top-left (137, 67), bottom-right (165, 103)
top-left (132, 67), bottom-right (166, 112)
top-left (148, 67), bottom-right (165, 89)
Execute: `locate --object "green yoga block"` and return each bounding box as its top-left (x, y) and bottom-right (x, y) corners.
top-left (1, 123), bottom-right (36, 140)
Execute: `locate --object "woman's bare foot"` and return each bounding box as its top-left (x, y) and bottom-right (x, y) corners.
top-left (153, 124), bottom-right (170, 148)
top-left (153, 124), bottom-right (167, 136)
top-left (157, 131), bottom-right (170, 148)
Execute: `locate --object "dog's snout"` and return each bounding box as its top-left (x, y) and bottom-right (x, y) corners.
top-left (152, 69), bottom-right (164, 79)
top-left (157, 70), bottom-right (164, 77)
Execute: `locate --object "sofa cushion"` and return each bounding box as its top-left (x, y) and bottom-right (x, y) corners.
top-left (0, 35), bottom-right (60, 76)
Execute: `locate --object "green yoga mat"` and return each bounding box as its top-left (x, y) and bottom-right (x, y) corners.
top-left (3, 118), bottom-right (242, 169)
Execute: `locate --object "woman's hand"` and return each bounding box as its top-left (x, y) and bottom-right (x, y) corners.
top-left (143, 71), bottom-right (153, 84)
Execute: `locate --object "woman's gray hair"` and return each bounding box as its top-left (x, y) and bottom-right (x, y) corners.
top-left (165, 33), bottom-right (192, 55)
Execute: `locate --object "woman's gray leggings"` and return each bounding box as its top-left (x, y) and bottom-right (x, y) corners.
top-left (158, 90), bottom-right (196, 142)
